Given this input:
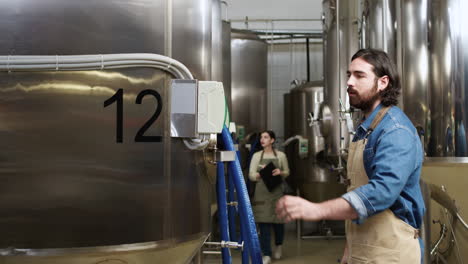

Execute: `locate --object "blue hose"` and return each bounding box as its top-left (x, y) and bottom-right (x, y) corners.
top-left (216, 162), bottom-right (232, 264)
top-left (239, 212), bottom-right (251, 263)
top-left (227, 173), bottom-right (237, 242)
top-left (221, 126), bottom-right (263, 264)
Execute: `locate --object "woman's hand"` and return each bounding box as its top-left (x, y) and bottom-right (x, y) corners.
top-left (272, 168), bottom-right (281, 176)
top-left (256, 173), bottom-right (261, 180)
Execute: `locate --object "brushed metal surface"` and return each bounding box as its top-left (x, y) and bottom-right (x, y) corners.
top-left (0, 0), bottom-right (215, 258)
top-left (211, 0), bottom-right (222, 83)
top-left (0, 0), bottom-right (212, 81)
top-left (322, 0), bottom-right (360, 157)
top-left (0, 0), bottom-right (165, 55)
top-left (399, 0), bottom-right (430, 148)
top-left (170, 80), bottom-right (198, 138)
top-left (222, 21), bottom-right (232, 112)
top-left (211, 2), bottom-right (232, 111)
top-left (0, 69), bottom-right (167, 248)
top-left (429, 0), bottom-right (467, 157)
top-left (285, 81), bottom-right (344, 202)
top-left (0, 234), bottom-right (209, 263)
top-left (361, 0), bottom-right (397, 60)
top-left (172, 0), bottom-right (212, 80)
top-left (231, 29), bottom-right (268, 135)
top-left (362, 0), bottom-right (431, 149)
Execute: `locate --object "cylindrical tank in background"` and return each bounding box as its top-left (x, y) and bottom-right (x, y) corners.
top-left (361, 0), bottom-right (398, 61)
top-left (0, 0), bottom-right (214, 263)
top-left (360, 0), bottom-right (399, 76)
top-left (361, 0), bottom-right (431, 149)
top-left (322, 0), bottom-right (360, 159)
top-left (285, 81), bottom-right (346, 202)
top-left (429, 0), bottom-right (468, 157)
top-left (398, 0), bottom-right (430, 147)
top-left (231, 29), bottom-right (268, 137)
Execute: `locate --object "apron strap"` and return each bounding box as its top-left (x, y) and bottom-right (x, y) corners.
top-left (259, 149), bottom-right (278, 163)
top-left (365, 106), bottom-right (391, 138)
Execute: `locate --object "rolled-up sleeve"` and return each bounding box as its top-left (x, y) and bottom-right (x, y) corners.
top-left (342, 190), bottom-right (368, 224)
top-left (342, 126), bottom-right (417, 224)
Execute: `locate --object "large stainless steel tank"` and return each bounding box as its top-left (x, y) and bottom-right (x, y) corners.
top-left (398, 0), bottom-right (430, 147)
top-left (0, 0), bottom-right (213, 263)
top-left (231, 29), bottom-right (268, 136)
top-left (360, 0), bottom-right (431, 149)
top-left (428, 0), bottom-right (468, 157)
top-left (284, 81), bottom-right (346, 202)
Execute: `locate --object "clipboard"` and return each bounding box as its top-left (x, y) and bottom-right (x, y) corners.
top-left (260, 162), bottom-right (282, 192)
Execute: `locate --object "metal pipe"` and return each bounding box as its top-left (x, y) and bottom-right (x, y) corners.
top-left (268, 21), bottom-right (275, 129)
top-left (0, 54), bottom-right (193, 79)
top-left (456, 213), bottom-right (468, 231)
top-left (216, 162), bottom-right (232, 264)
top-left (203, 251), bottom-right (222, 255)
top-left (336, 0), bottom-right (343, 171)
top-left (259, 35), bottom-right (323, 41)
top-left (250, 29), bottom-right (322, 36)
top-left (306, 38), bottom-right (310, 82)
top-left (230, 18), bottom-right (321, 23)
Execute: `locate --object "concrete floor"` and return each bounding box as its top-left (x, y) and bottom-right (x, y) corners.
top-left (203, 224), bottom-right (345, 264)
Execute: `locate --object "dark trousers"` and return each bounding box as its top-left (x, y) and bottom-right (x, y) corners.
top-left (258, 223), bottom-right (284, 257)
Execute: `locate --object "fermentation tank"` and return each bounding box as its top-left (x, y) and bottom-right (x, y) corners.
top-left (0, 0), bottom-right (214, 263)
top-left (360, 0), bottom-right (468, 158)
top-left (429, 0), bottom-right (468, 157)
top-left (231, 29), bottom-right (268, 137)
top-left (284, 81), bottom-right (346, 203)
top-left (361, 0), bottom-right (431, 149)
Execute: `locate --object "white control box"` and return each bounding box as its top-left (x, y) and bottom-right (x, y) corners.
top-left (197, 81), bottom-right (226, 134)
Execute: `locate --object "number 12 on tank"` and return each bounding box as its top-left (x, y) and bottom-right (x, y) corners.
top-left (104, 88), bottom-right (163, 143)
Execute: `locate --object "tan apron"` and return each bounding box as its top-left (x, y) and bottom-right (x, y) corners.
top-left (345, 107), bottom-right (420, 264)
top-left (252, 150), bottom-right (284, 223)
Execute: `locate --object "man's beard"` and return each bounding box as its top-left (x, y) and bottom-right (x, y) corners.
top-left (348, 81), bottom-right (381, 112)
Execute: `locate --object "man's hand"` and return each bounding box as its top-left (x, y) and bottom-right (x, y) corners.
top-left (275, 195), bottom-right (323, 222)
top-left (276, 196), bottom-right (359, 223)
top-left (272, 168), bottom-right (281, 176)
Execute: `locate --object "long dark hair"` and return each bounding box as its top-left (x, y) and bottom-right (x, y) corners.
top-left (351, 48), bottom-right (401, 106)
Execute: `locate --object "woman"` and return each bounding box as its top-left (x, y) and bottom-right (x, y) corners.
top-left (249, 130), bottom-right (290, 264)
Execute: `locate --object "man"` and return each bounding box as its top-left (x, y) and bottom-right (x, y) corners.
top-left (276, 49), bottom-right (425, 264)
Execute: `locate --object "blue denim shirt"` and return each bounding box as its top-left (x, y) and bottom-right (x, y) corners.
top-left (342, 104), bottom-right (425, 229)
